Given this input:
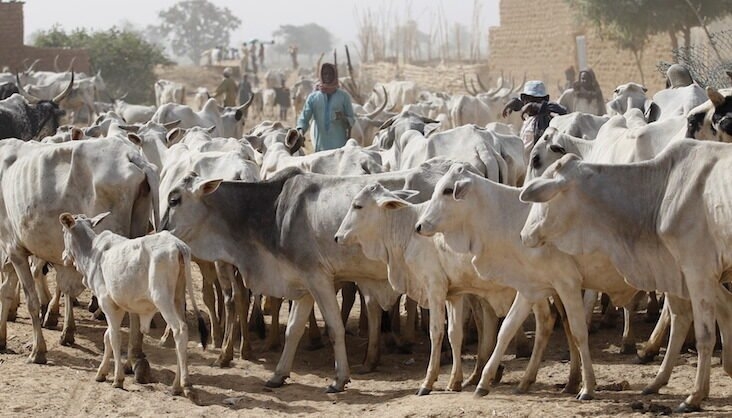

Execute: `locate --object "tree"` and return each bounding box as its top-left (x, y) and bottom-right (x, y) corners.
top-left (272, 24), bottom-right (333, 57)
top-left (157, 0), bottom-right (241, 64)
top-left (34, 26), bottom-right (170, 104)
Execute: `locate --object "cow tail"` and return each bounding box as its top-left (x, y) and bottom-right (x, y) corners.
top-left (178, 242), bottom-right (208, 350)
top-left (131, 153), bottom-right (161, 231)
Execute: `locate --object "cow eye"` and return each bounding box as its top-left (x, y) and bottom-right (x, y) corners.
top-left (352, 204), bottom-right (362, 210)
top-left (168, 196), bottom-right (181, 207)
top-left (442, 188), bottom-right (454, 195)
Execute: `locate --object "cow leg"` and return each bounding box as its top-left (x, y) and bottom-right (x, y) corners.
top-left (9, 254), bottom-right (46, 364)
top-left (0, 268), bottom-right (20, 352)
top-left (475, 293), bottom-right (533, 397)
top-left (637, 296), bottom-right (670, 363)
top-left (715, 284), bottom-right (732, 376)
top-left (60, 292), bottom-right (76, 346)
top-left (157, 301), bottom-right (190, 396)
top-left (554, 284), bottom-right (596, 401)
top-left (642, 294), bottom-right (692, 395)
top-left (264, 297), bottom-right (283, 351)
top-left (359, 294), bottom-right (381, 373)
top-left (96, 327), bottom-right (113, 382)
top-left (106, 304), bottom-right (126, 389)
top-left (199, 262), bottom-right (222, 348)
top-left (517, 298), bottom-right (555, 393)
top-left (358, 291), bottom-right (368, 337)
top-left (43, 286), bottom-right (61, 329)
top-left (582, 290), bottom-right (597, 330)
top-left (32, 263), bottom-right (51, 318)
top-left (250, 295), bottom-right (265, 339)
top-left (312, 287), bottom-right (351, 392)
top-left (306, 308), bottom-right (324, 350)
top-left (513, 324), bottom-right (532, 359)
top-left (445, 295), bottom-right (465, 392)
top-left (464, 297), bottom-right (498, 388)
top-left (418, 294), bottom-right (447, 396)
top-left (8, 278), bottom-right (20, 322)
top-left (340, 282), bottom-right (357, 331)
top-left (553, 296), bottom-right (581, 394)
top-left (676, 271), bottom-right (716, 413)
top-left (403, 297), bottom-right (417, 350)
top-left (266, 294), bottom-right (314, 388)
top-left (212, 265), bottom-right (235, 367)
top-left (125, 314), bottom-right (148, 383)
top-left (620, 291), bottom-right (645, 354)
top-left (223, 264), bottom-right (251, 360)
top-left (646, 291), bottom-right (661, 321)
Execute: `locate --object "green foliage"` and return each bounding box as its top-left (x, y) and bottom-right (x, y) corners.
top-left (34, 26), bottom-right (170, 104)
top-left (157, 0), bottom-right (241, 64)
top-left (272, 23), bottom-right (333, 56)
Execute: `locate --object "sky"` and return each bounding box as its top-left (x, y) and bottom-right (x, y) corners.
top-left (23, 0), bottom-right (500, 49)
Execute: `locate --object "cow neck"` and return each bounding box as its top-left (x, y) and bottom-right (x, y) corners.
top-left (28, 102), bottom-right (56, 141)
top-left (382, 203), bottom-right (421, 261)
top-left (68, 226), bottom-right (100, 287)
top-left (472, 175), bottom-right (529, 241)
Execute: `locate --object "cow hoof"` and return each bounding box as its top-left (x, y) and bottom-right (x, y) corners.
top-left (28, 351), bottom-right (47, 365)
top-left (416, 387), bottom-right (431, 396)
top-left (60, 332), bottom-right (75, 347)
top-left (636, 349), bottom-right (658, 364)
top-left (620, 343), bottom-right (636, 355)
top-left (133, 359), bottom-right (152, 384)
top-left (675, 402), bottom-right (701, 413)
top-left (562, 383), bottom-right (581, 395)
top-left (95, 375), bottom-right (106, 383)
top-left (239, 349), bottom-right (252, 361)
top-left (515, 380), bottom-right (534, 394)
top-left (305, 339), bottom-right (325, 351)
top-left (113, 380), bottom-right (124, 389)
top-left (43, 315), bottom-right (59, 329)
top-left (265, 375), bottom-right (286, 388)
top-left (171, 385), bottom-right (184, 396)
top-left (92, 310), bottom-right (105, 321)
top-left (641, 386), bottom-right (659, 395)
top-left (356, 364), bottom-right (376, 375)
top-left (325, 383), bottom-right (345, 393)
top-left (576, 392), bottom-right (594, 401)
top-left (212, 357), bottom-right (232, 368)
top-left (474, 387), bottom-right (490, 398)
top-left (447, 382), bottom-right (462, 392)
top-left (492, 364), bottom-right (505, 385)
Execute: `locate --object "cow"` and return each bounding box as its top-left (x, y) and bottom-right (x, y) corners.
top-left (158, 162), bottom-right (461, 392)
top-left (155, 80), bottom-right (186, 107)
top-left (291, 78), bottom-right (314, 116)
top-left (652, 83), bottom-right (707, 121)
top-left (151, 96), bottom-right (253, 139)
top-left (0, 137), bottom-right (159, 374)
top-left (113, 99), bottom-right (156, 124)
top-left (244, 120), bottom-right (304, 155)
top-left (373, 110), bottom-right (440, 150)
top-left (334, 183), bottom-right (554, 396)
top-left (366, 81), bottom-right (419, 113)
top-left (0, 73), bottom-right (74, 141)
top-left (414, 163), bottom-right (641, 401)
top-left (548, 112), bottom-right (609, 139)
top-left (193, 88), bottom-right (211, 111)
top-left (59, 212), bottom-right (207, 396)
top-left (260, 138), bottom-right (382, 180)
top-left (686, 87), bottom-right (732, 143)
top-left (606, 82), bottom-right (660, 122)
top-left (519, 141), bottom-right (732, 412)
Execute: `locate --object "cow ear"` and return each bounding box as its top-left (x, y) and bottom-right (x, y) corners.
top-left (375, 194), bottom-right (409, 210)
top-left (59, 213), bottom-right (76, 229)
top-left (84, 125), bottom-right (102, 138)
top-left (453, 179), bottom-right (471, 201)
top-left (194, 179), bottom-right (223, 196)
top-left (707, 87), bottom-right (725, 108)
top-left (70, 127), bottom-right (84, 141)
top-left (90, 212), bottom-right (111, 228)
top-left (520, 178), bottom-right (567, 203)
top-left (641, 86), bottom-right (648, 93)
top-left (391, 189), bottom-right (419, 201)
top-left (644, 100), bottom-right (660, 123)
top-left (127, 133), bottom-right (142, 146)
top-left (549, 144), bottom-right (566, 155)
top-left (166, 128), bottom-right (184, 146)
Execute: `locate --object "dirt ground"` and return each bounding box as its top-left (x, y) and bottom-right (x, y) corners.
top-left (1, 266), bottom-right (731, 418)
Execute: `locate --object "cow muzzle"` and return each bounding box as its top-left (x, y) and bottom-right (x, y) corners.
top-left (414, 220), bottom-right (436, 237)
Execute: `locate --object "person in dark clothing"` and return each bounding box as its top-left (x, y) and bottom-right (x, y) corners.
top-left (502, 80), bottom-right (567, 161)
top-left (275, 80), bottom-right (291, 121)
top-left (238, 74), bottom-right (253, 118)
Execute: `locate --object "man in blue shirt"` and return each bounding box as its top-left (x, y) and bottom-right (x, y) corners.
top-left (296, 63), bottom-right (355, 152)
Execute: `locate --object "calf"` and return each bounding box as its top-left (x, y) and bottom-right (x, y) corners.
top-left (60, 212), bottom-right (207, 396)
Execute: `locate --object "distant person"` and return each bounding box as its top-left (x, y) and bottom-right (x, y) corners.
top-left (275, 79), bottom-right (291, 121)
top-left (258, 43), bottom-right (266, 70)
top-left (238, 73), bottom-right (252, 118)
top-left (214, 67), bottom-right (238, 107)
top-left (250, 42), bottom-right (258, 73)
top-left (289, 45), bottom-right (299, 70)
top-left (297, 63), bottom-right (355, 152)
top-left (558, 68), bottom-right (605, 115)
top-left (503, 80), bottom-right (567, 160)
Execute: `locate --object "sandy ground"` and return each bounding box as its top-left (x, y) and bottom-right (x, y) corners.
top-left (1, 266), bottom-right (731, 418)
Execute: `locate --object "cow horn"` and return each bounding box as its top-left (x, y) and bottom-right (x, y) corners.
top-left (238, 92), bottom-right (255, 111)
top-left (470, 79), bottom-right (480, 96)
top-left (54, 54), bottom-right (61, 72)
top-left (15, 73), bottom-right (41, 104)
top-left (475, 73), bottom-right (488, 92)
top-left (65, 57), bottom-right (77, 73)
top-left (364, 86), bottom-right (388, 119)
top-left (117, 124), bottom-right (141, 133)
top-left (25, 58), bottom-right (41, 74)
top-left (53, 71), bottom-right (75, 104)
top-left (463, 74), bottom-right (474, 96)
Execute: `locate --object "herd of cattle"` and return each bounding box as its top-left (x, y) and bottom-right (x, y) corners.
top-left (0, 61), bottom-right (732, 413)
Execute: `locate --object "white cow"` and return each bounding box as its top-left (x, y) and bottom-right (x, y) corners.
top-left (151, 97), bottom-right (252, 139)
top-left (520, 141), bottom-right (732, 412)
top-left (415, 163), bottom-right (640, 401)
top-left (334, 183), bottom-right (553, 395)
top-left (548, 112), bottom-right (609, 139)
top-left (652, 83), bottom-right (707, 121)
top-left (113, 99), bottom-right (156, 124)
top-left (59, 212), bottom-right (207, 396)
top-left (155, 79), bottom-right (185, 107)
top-left (606, 82), bottom-right (660, 122)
